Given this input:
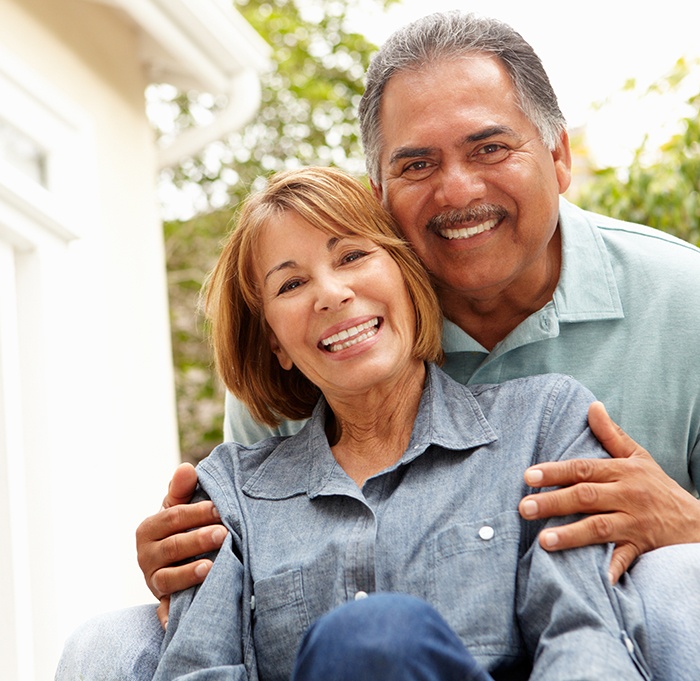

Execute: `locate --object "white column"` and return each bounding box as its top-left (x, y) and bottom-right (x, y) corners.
top-left (0, 239), bottom-right (35, 681)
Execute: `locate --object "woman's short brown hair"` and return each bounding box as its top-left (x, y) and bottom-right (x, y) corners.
top-left (204, 166), bottom-right (443, 427)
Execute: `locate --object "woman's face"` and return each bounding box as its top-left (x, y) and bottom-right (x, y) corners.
top-left (255, 210), bottom-right (420, 402)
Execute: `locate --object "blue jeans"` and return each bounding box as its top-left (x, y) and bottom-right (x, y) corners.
top-left (291, 593), bottom-right (493, 681)
top-left (56, 544), bottom-right (700, 680)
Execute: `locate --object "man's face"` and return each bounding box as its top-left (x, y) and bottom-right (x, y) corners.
top-left (372, 54), bottom-right (571, 304)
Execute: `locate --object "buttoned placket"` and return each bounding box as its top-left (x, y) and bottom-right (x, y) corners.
top-left (343, 496), bottom-right (377, 601)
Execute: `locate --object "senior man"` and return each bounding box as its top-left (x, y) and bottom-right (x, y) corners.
top-left (58, 11), bottom-right (699, 681)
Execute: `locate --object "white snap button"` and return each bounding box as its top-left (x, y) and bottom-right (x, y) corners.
top-left (354, 590), bottom-right (369, 601)
top-left (478, 526), bottom-right (495, 541)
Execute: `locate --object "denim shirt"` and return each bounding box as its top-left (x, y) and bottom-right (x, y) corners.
top-left (156, 365), bottom-right (649, 681)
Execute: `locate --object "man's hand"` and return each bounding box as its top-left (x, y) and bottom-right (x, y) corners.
top-left (518, 402), bottom-right (700, 584)
top-left (136, 463), bottom-right (227, 628)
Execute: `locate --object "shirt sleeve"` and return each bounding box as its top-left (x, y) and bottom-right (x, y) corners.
top-left (517, 377), bottom-right (651, 680)
top-left (152, 471), bottom-right (252, 681)
top-left (518, 540), bottom-right (649, 679)
top-left (223, 389), bottom-right (306, 445)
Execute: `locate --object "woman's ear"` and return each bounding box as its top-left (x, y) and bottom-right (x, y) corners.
top-left (269, 331), bottom-right (293, 371)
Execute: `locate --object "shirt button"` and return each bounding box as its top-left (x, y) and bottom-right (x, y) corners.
top-left (354, 591), bottom-right (369, 601)
top-left (478, 526), bottom-right (495, 541)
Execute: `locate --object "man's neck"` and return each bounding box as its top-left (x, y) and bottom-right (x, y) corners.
top-left (439, 230), bottom-right (562, 351)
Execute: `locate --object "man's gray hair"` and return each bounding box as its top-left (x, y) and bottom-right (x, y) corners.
top-left (358, 11), bottom-right (567, 183)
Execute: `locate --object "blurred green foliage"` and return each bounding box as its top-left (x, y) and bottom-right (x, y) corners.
top-left (579, 58), bottom-right (700, 247)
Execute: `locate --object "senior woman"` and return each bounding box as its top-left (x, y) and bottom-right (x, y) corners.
top-left (153, 167), bottom-right (649, 681)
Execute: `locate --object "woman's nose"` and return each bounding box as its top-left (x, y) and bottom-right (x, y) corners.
top-left (313, 276), bottom-right (354, 312)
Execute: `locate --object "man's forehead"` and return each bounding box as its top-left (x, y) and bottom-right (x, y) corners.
top-left (377, 57), bottom-right (520, 156)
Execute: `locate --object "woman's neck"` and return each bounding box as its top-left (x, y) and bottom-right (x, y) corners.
top-left (326, 361), bottom-right (426, 487)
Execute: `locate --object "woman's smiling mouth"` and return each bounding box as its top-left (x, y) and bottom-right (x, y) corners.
top-left (320, 318), bottom-right (381, 352)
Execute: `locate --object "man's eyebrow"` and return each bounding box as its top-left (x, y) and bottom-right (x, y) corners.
top-left (389, 146), bottom-right (436, 166)
top-left (388, 126), bottom-right (518, 167)
top-left (464, 125), bottom-right (516, 143)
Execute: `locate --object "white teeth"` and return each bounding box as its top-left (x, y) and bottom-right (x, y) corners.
top-left (439, 217), bottom-right (498, 240)
top-left (321, 318), bottom-right (379, 352)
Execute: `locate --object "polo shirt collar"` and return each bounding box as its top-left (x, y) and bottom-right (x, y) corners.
top-left (554, 197), bottom-right (624, 322)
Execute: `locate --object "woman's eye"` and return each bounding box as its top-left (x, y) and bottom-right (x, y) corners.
top-left (341, 250), bottom-right (368, 265)
top-left (277, 279), bottom-right (303, 295)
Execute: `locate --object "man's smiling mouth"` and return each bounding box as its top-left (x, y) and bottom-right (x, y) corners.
top-left (438, 217), bottom-right (499, 240)
top-left (320, 318), bottom-right (381, 352)
top-left (426, 204), bottom-right (508, 240)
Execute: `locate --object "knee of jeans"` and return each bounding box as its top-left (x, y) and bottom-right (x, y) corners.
top-left (306, 593), bottom-right (444, 657)
top-left (631, 544), bottom-right (700, 601)
top-left (55, 605), bottom-right (162, 680)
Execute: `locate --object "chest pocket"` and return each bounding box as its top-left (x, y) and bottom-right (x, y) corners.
top-left (428, 511), bottom-right (523, 657)
top-left (252, 568), bottom-right (310, 681)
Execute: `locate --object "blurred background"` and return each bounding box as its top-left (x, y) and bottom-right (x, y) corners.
top-left (0, 0), bottom-right (698, 678)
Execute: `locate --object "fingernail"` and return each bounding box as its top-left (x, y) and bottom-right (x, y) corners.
top-left (525, 468), bottom-right (544, 484)
top-left (543, 531), bottom-right (559, 548)
top-left (212, 527), bottom-right (226, 544)
top-left (211, 505), bottom-right (220, 519)
top-left (521, 499), bottom-right (538, 517)
top-left (194, 562), bottom-right (211, 578)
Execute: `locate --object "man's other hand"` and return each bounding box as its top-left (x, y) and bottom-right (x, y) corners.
top-left (519, 402), bottom-right (700, 584)
top-left (136, 463), bottom-right (227, 628)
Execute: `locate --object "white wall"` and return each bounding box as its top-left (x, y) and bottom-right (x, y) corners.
top-left (0, 1), bottom-right (181, 677)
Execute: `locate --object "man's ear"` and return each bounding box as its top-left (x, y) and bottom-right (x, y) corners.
top-left (370, 179), bottom-right (383, 203)
top-left (553, 129), bottom-right (572, 195)
top-left (269, 332), bottom-right (293, 371)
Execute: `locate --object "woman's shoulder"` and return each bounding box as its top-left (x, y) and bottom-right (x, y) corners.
top-left (194, 436), bottom-right (291, 508)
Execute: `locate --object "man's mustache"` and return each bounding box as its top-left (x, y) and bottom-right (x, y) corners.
top-left (426, 204), bottom-right (508, 232)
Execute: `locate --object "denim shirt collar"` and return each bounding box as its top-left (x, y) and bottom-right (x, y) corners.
top-left (242, 363), bottom-right (497, 500)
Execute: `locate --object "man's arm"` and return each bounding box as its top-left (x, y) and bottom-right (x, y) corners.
top-left (136, 463), bottom-right (228, 628)
top-left (137, 393), bottom-right (302, 629)
top-left (518, 401), bottom-right (700, 583)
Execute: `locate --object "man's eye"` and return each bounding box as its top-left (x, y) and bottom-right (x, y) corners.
top-left (406, 161), bottom-right (428, 171)
top-left (473, 144), bottom-right (510, 163)
top-left (401, 160), bottom-right (433, 177)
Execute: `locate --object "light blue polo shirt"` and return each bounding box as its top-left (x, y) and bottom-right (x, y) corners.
top-left (224, 198), bottom-right (700, 494)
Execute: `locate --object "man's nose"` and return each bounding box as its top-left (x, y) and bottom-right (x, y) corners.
top-left (434, 163), bottom-right (487, 208)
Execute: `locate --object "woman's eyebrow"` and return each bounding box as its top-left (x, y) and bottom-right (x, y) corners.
top-left (263, 237), bottom-right (343, 283)
top-left (264, 260), bottom-right (296, 284)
